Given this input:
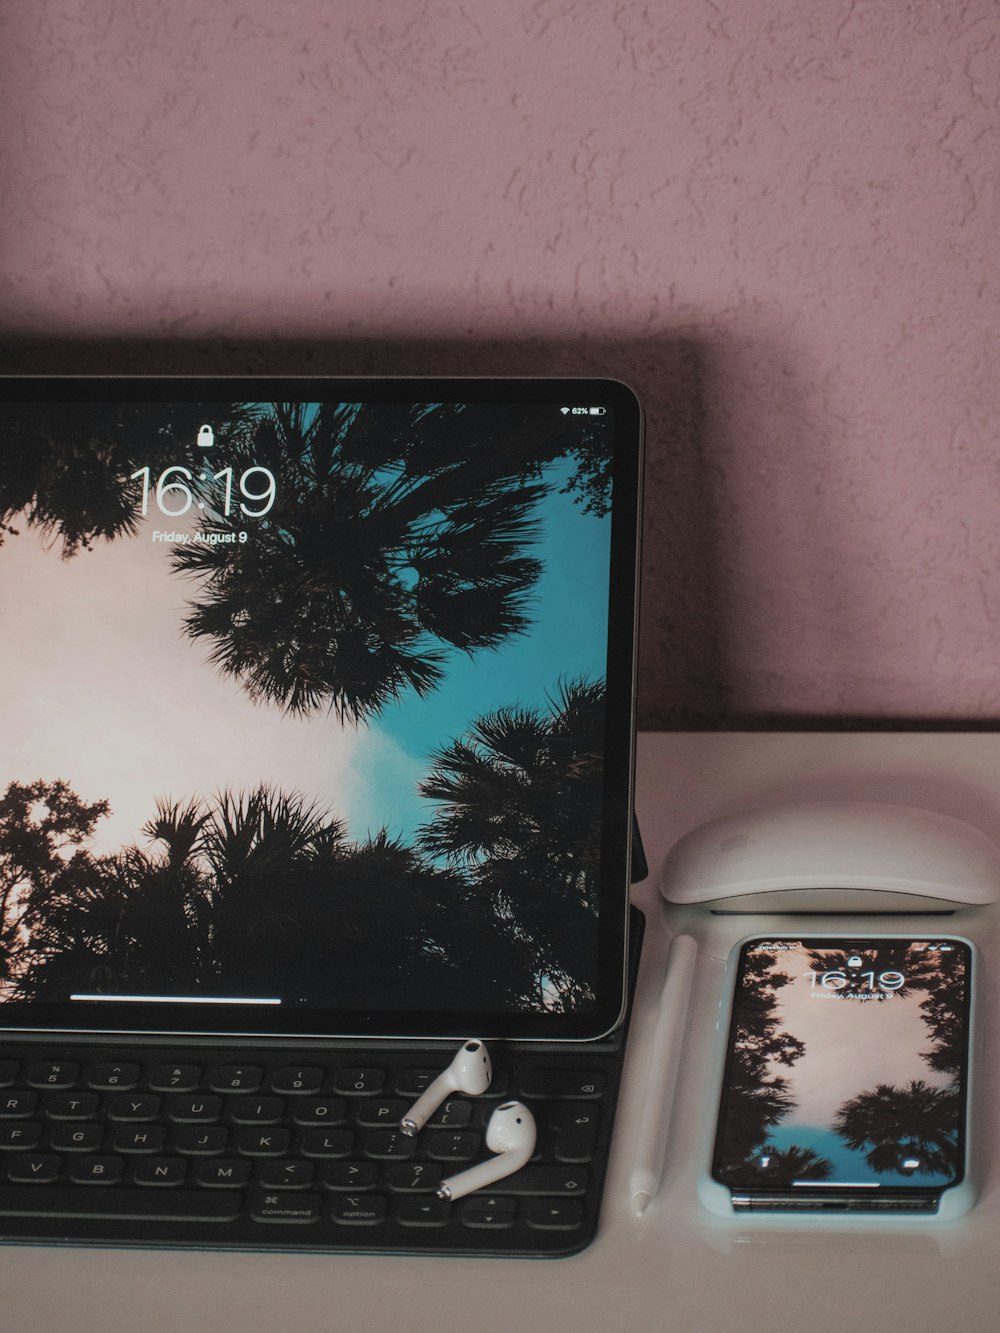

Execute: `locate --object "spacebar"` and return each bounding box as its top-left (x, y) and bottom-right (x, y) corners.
top-left (0, 1187), bottom-right (241, 1223)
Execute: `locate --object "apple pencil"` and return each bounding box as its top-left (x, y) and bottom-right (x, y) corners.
top-left (630, 932), bottom-right (698, 1216)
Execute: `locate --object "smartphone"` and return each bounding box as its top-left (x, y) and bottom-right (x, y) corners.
top-left (709, 935), bottom-right (974, 1215)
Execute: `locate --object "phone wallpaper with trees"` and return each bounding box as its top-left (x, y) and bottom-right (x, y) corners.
top-left (0, 398), bottom-right (615, 1017)
top-left (713, 941), bottom-right (967, 1189)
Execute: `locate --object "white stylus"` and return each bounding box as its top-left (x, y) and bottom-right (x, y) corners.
top-left (629, 933), bottom-right (698, 1216)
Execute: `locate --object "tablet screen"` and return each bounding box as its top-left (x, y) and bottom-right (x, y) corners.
top-left (0, 378), bottom-right (641, 1039)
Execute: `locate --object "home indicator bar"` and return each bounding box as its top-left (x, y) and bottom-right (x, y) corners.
top-left (70, 994), bottom-right (282, 1005)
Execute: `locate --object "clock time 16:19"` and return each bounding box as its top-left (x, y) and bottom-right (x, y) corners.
top-left (130, 465), bottom-right (277, 519)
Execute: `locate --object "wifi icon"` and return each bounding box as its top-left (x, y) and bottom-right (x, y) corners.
top-left (560, 406), bottom-right (570, 415)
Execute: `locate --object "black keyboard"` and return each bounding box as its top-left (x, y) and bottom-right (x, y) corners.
top-left (0, 1031), bottom-right (629, 1256)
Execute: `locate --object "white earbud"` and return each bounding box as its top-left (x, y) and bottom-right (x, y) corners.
top-left (436, 1100), bottom-right (536, 1201)
top-left (399, 1039), bottom-right (493, 1137)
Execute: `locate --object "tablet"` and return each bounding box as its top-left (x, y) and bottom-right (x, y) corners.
top-left (0, 377), bottom-right (642, 1042)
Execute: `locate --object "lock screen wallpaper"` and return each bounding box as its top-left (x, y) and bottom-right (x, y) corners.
top-left (713, 938), bottom-right (970, 1191)
top-left (0, 391), bottom-right (630, 1031)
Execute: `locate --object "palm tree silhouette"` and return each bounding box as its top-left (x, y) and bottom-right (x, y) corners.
top-left (415, 678), bottom-right (607, 1005)
top-left (1, 779), bottom-right (110, 989)
top-left (171, 402), bottom-right (556, 721)
top-left (712, 948), bottom-right (807, 1179)
top-left (745, 1144), bottom-right (833, 1186)
top-left (5, 781), bottom-right (543, 1011)
top-left (833, 1079), bottom-right (960, 1177)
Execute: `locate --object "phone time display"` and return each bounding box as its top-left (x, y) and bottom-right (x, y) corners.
top-left (130, 465), bottom-right (277, 519)
top-left (805, 969), bottom-right (905, 992)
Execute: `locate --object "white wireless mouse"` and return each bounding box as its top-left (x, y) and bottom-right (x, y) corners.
top-left (661, 800), bottom-right (1000, 912)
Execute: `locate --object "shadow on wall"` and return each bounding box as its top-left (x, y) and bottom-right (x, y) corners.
top-left (0, 332), bottom-right (732, 730)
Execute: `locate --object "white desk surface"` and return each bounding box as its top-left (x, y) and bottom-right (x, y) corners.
top-left (5, 731), bottom-right (1000, 1333)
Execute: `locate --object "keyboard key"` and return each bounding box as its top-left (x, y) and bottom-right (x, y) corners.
top-left (0, 1062), bottom-right (19, 1088)
top-left (0, 1123), bottom-right (41, 1151)
top-left (394, 1069), bottom-right (437, 1098)
top-left (321, 1161), bottom-right (378, 1192)
top-left (168, 1095), bottom-right (223, 1123)
top-left (26, 1062), bottom-right (79, 1090)
top-left (270, 1067), bottom-right (323, 1096)
top-left (235, 1128), bottom-right (291, 1158)
top-left (356, 1098), bottom-right (407, 1128)
top-left (147, 1064), bottom-right (201, 1092)
top-left (49, 1123), bottom-right (103, 1153)
top-left (546, 1104), bottom-right (600, 1163)
top-left (292, 1098), bottom-right (346, 1127)
top-left (258, 1161), bottom-right (315, 1191)
top-left (330, 1194), bottom-right (387, 1226)
top-left (428, 1098), bottom-right (473, 1129)
top-left (426, 1131), bottom-right (480, 1162)
top-left (113, 1125), bottom-right (167, 1154)
top-left (333, 1068), bottom-right (384, 1096)
top-left (231, 1096), bottom-right (285, 1125)
top-left (460, 1196), bottom-right (517, 1229)
top-left (107, 1094), bottom-right (161, 1122)
top-left (132, 1158), bottom-right (188, 1187)
top-left (250, 1191), bottom-right (322, 1224)
top-left (397, 1067), bottom-right (509, 1100)
top-left (483, 1166), bottom-right (590, 1196)
top-left (299, 1129), bottom-right (354, 1159)
top-left (0, 1186), bottom-right (240, 1222)
top-left (197, 1160), bottom-right (251, 1189)
top-left (525, 1198), bottom-right (585, 1231)
top-left (0, 1092), bottom-right (38, 1119)
top-left (519, 1070), bottom-right (605, 1099)
top-left (395, 1196), bottom-right (451, 1227)
top-left (87, 1062), bottom-right (140, 1091)
top-left (44, 1092), bottom-right (99, 1121)
top-left (362, 1130), bottom-right (415, 1161)
top-left (384, 1162), bottom-right (443, 1193)
top-left (174, 1127), bottom-right (229, 1156)
top-left (68, 1155), bottom-right (126, 1186)
top-left (6, 1154), bottom-right (61, 1185)
top-left (209, 1065), bottom-right (263, 1094)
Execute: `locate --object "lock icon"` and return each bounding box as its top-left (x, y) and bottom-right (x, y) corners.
top-left (197, 424), bottom-right (214, 448)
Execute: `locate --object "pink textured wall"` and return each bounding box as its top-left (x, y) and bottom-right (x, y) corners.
top-left (2, 1), bottom-right (998, 727)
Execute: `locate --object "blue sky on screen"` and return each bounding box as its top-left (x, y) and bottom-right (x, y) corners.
top-left (345, 457), bottom-right (613, 840)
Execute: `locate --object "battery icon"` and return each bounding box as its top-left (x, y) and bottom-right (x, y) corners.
top-left (589, 406), bottom-right (606, 415)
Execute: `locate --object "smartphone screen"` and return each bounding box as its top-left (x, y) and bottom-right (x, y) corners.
top-left (712, 936), bottom-right (972, 1212)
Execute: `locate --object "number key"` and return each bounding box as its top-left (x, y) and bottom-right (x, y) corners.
top-left (333, 1068), bottom-right (384, 1096)
top-left (87, 1062), bottom-right (140, 1091)
top-left (26, 1062), bottom-right (79, 1090)
top-left (209, 1065), bottom-right (263, 1094)
top-left (148, 1064), bottom-right (201, 1092)
top-left (270, 1067), bottom-right (323, 1096)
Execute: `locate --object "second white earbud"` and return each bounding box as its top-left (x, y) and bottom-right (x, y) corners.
top-left (436, 1100), bottom-right (537, 1201)
top-left (399, 1039), bottom-right (492, 1137)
